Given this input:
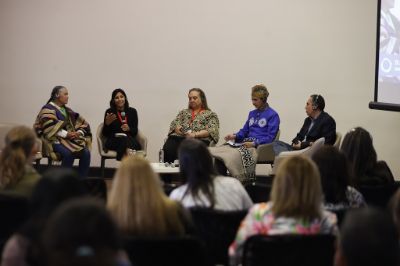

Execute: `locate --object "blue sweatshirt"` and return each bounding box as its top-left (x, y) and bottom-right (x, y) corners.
top-left (235, 107), bottom-right (280, 147)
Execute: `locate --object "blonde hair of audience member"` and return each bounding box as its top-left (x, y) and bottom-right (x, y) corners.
top-left (0, 126), bottom-right (37, 188)
top-left (271, 155), bottom-right (323, 221)
top-left (107, 156), bottom-right (185, 236)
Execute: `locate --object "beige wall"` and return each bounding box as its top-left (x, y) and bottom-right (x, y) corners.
top-left (1, 0), bottom-right (399, 178)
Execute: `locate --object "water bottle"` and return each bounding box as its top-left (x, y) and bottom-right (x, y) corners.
top-left (159, 148), bottom-right (164, 164)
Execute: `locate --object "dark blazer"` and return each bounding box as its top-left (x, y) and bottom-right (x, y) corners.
top-left (102, 107), bottom-right (139, 138)
top-left (292, 111), bottom-right (336, 149)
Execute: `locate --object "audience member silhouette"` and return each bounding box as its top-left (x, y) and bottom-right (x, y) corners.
top-left (229, 155), bottom-right (338, 265)
top-left (169, 139), bottom-right (253, 210)
top-left (1, 168), bottom-right (86, 266)
top-left (312, 146), bottom-right (366, 211)
top-left (340, 127), bottom-right (394, 187)
top-left (107, 156), bottom-right (193, 236)
top-left (0, 126), bottom-right (41, 197)
top-left (43, 198), bottom-right (130, 266)
top-left (334, 207), bottom-right (399, 266)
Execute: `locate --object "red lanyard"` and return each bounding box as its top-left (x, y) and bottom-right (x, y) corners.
top-left (191, 109), bottom-right (204, 124)
top-left (117, 111), bottom-right (128, 124)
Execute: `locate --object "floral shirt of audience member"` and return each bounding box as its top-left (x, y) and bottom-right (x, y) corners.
top-left (228, 202), bottom-right (338, 265)
top-left (324, 186), bottom-right (366, 211)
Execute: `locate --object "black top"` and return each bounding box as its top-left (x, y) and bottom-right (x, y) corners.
top-left (292, 111), bottom-right (336, 149)
top-left (102, 107), bottom-right (139, 138)
top-left (359, 160), bottom-right (395, 187)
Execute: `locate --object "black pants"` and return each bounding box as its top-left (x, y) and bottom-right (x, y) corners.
top-left (214, 158), bottom-right (228, 176)
top-left (163, 135), bottom-right (210, 163)
top-left (105, 136), bottom-right (141, 161)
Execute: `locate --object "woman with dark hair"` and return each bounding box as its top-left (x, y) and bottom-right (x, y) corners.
top-left (102, 88), bottom-right (141, 160)
top-left (34, 86), bottom-right (91, 177)
top-left (162, 88), bottom-right (219, 163)
top-left (0, 126), bottom-right (41, 197)
top-left (43, 198), bottom-right (130, 266)
top-left (1, 168), bottom-right (86, 266)
top-left (312, 146), bottom-right (365, 211)
top-left (340, 127), bottom-right (394, 187)
top-left (169, 139), bottom-right (252, 210)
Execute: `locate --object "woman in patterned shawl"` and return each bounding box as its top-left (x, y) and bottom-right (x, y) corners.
top-left (162, 88), bottom-right (219, 163)
top-left (34, 86), bottom-right (91, 177)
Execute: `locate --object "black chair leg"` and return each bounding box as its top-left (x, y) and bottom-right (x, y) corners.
top-left (101, 157), bottom-right (105, 178)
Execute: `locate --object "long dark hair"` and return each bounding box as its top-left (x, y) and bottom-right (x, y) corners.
top-left (47, 86), bottom-right (66, 104)
top-left (109, 88), bottom-right (130, 111)
top-left (312, 146), bottom-right (350, 204)
top-left (340, 127), bottom-right (377, 185)
top-left (178, 139), bottom-right (216, 208)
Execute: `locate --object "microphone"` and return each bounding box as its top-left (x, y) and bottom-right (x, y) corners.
top-left (121, 112), bottom-right (126, 124)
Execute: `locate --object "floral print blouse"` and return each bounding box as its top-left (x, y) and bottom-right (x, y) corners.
top-left (323, 186), bottom-right (366, 211)
top-left (228, 202), bottom-right (338, 266)
top-left (168, 108), bottom-right (219, 143)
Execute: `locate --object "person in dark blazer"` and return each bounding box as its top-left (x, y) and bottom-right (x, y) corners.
top-left (273, 94), bottom-right (336, 154)
top-left (102, 88), bottom-right (141, 160)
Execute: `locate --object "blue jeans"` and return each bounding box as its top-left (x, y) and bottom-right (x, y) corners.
top-left (272, 140), bottom-right (294, 155)
top-left (53, 144), bottom-right (91, 178)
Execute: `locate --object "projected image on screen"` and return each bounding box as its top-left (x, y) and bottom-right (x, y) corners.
top-left (376, 0), bottom-right (400, 107)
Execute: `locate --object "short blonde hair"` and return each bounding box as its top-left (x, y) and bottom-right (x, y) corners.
top-left (251, 84), bottom-right (269, 103)
top-left (107, 156), bottom-right (185, 236)
top-left (271, 155), bottom-right (323, 220)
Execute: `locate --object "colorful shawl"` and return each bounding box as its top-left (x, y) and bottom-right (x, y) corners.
top-left (34, 102), bottom-right (91, 160)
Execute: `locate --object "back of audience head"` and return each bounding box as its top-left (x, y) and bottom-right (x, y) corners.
top-left (178, 139), bottom-right (216, 207)
top-left (0, 126), bottom-right (37, 189)
top-left (389, 188), bottom-right (400, 236)
top-left (340, 127), bottom-right (377, 183)
top-left (107, 156), bottom-right (185, 236)
top-left (43, 198), bottom-right (121, 266)
top-left (14, 168), bottom-right (86, 266)
top-left (312, 146), bottom-right (351, 204)
top-left (28, 168), bottom-right (86, 219)
top-left (335, 208), bottom-right (399, 266)
top-left (271, 155), bottom-right (322, 220)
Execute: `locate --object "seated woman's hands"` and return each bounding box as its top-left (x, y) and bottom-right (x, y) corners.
top-left (105, 113), bottom-right (117, 126)
top-left (292, 140), bottom-right (301, 150)
top-left (243, 142), bottom-right (255, 148)
top-left (121, 124), bottom-right (130, 132)
top-left (174, 126), bottom-right (184, 135)
top-left (66, 132), bottom-right (81, 139)
top-left (225, 134), bottom-right (236, 141)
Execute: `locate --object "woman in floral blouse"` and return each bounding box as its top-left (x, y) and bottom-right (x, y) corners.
top-left (162, 88), bottom-right (219, 163)
top-left (229, 155), bottom-right (338, 265)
